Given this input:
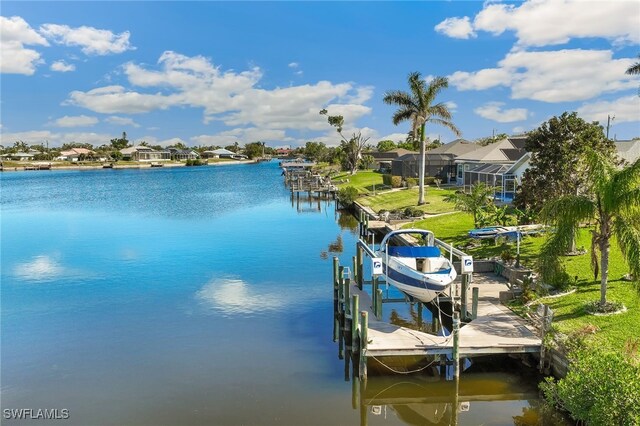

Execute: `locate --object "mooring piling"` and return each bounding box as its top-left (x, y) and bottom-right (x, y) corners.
top-left (461, 274), bottom-right (469, 321)
top-left (375, 288), bottom-right (383, 320)
top-left (359, 311), bottom-right (368, 380)
top-left (472, 287), bottom-right (479, 320)
top-left (453, 311), bottom-right (460, 379)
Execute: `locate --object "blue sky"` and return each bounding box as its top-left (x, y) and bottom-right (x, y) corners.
top-left (1, 1), bottom-right (639, 148)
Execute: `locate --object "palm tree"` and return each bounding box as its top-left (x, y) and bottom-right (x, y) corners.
top-left (383, 72), bottom-right (461, 204)
top-left (540, 150), bottom-right (640, 308)
top-left (626, 54), bottom-right (640, 75)
top-left (444, 182), bottom-right (495, 228)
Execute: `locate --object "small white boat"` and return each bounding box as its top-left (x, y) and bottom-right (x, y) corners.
top-left (468, 224), bottom-right (546, 239)
top-left (376, 229), bottom-right (457, 303)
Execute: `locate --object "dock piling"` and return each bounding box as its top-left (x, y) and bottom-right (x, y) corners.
top-left (375, 288), bottom-right (383, 320)
top-left (453, 311), bottom-right (460, 379)
top-left (359, 311), bottom-right (368, 380)
top-left (472, 287), bottom-right (479, 320)
top-left (461, 274), bottom-right (469, 321)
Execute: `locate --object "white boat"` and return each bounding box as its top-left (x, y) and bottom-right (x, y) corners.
top-left (468, 224), bottom-right (546, 239)
top-left (376, 229), bottom-right (457, 303)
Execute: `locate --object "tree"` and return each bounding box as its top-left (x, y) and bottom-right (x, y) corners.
top-left (319, 109), bottom-right (369, 175)
top-left (304, 141), bottom-right (328, 162)
top-left (110, 132), bottom-right (129, 150)
top-left (243, 142), bottom-right (264, 159)
top-left (444, 182), bottom-right (496, 228)
top-left (383, 72), bottom-right (461, 205)
top-left (376, 140), bottom-right (396, 152)
top-left (476, 133), bottom-right (508, 147)
top-left (515, 112), bottom-right (616, 214)
top-left (540, 149), bottom-right (640, 308)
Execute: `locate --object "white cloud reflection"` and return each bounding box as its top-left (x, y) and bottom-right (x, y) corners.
top-left (196, 277), bottom-right (286, 316)
top-left (13, 255), bottom-right (66, 281)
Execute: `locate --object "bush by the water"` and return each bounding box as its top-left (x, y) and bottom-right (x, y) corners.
top-left (337, 186), bottom-right (359, 207)
top-left (186, 159), bottom-right (206, 166)
top-left (540, 348), bottom-right (640, 425)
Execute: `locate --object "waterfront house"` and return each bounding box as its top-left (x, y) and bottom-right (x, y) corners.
top-left (56, 148), bottom-right (96, 161)
top-left (615, 139), bottom-right (640, 164)
top-left (202, 148), bottom-right (247, 160)
top-left (167, 147), bottom-right (199, 161)
top-left (390, 139), bottom-right (481, 182)
top-left (370, 148), bottom-right (416, 172)
top-left (120, 146), bottom-right (171, 162)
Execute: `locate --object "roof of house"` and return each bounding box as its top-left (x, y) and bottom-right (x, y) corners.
top-left (121, 146), bottom-right (157, 154)
top-left (615, 139), bottom-right (640, 163)
top-left (371, 148), bottom-right (417, 160)
top-left (208, 148), bottom-right (237, 155)
top-left (455, 138), bottom-right (525, 163)
top-left (393, 152), bottom-right (454, 162)
top-left (428, 139), bottom-right (480, 156)
top-left (59, 148), bottom-right (95, 156)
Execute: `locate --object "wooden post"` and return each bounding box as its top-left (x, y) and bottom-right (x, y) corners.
top-left (351, 295), bottom-right (360, 353)
top-left (417, 302), bottom-right (423, 328)
top-left (472, 287), bottom-right (479, 320)
top-left (453, 311), bottom-right (460, 379)
top-left (372, 276), bottom-right (378, 312)
top-left (344, 278), bottom-right (351, 316)
top-left (461, 274), bottom-right (469, 321)
top-left (338, 266), bottom-right (345, 301)
top-left (333, 257), bottom-right (339, 288)
top-left (333, 259), bottom-right (340, 342)
top-left (539, 304), bottom-right (550, 372)
top-left (356, 245), bottom-right (364, 289)
top-left (359, 311), bottom-right (368, 380)
top-left (352, 256), bottom-right (358, 286)
top-left (375, 288), bottom-right (383, 320)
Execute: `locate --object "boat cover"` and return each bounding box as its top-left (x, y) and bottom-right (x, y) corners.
top-left (387, 246), bottom-right (441, 258)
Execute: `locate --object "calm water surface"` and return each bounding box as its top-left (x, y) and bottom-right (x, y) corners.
top-left (1, 162), bottom-right (554, 425)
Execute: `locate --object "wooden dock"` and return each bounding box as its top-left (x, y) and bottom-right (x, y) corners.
top-left (354, 274), bottom-right (540, 358)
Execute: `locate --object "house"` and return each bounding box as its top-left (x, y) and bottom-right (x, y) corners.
top-left (202, 148), bottom-right (247, 160)
top-left (276, 148), bottom-right (293, 157)
top-left (5, 152), bottom-right (36, 161)
top-left (120, 146), bottom-right (171, 162)
top-left (455, 137), bottom-right (527, 186)
top-left (370, 148), bottom-right (416, 171)
top-left (389, 139), bottom-right (481, 182)
top-left (167, 147), bottom-right (199, 160)
top-left (56, 148), bottom-right (96, 161)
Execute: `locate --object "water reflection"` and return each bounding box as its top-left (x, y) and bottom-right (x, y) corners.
top-left (195, 277), bottom-right (285, 316)
top-left (356, 373), bottom-right (543, 425)
top-left (13, 254), bottom-right (89, 282)
top-left (337, 210), bottom-right (359, 233)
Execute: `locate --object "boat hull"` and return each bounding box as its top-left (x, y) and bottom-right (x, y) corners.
top-left (380, 256), bottom-right (457, 303)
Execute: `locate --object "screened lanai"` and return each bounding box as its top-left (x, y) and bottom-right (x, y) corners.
top-left (463, 163), bottom-right (519, 203)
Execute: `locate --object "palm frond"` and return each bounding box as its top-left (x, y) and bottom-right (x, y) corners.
top-left (428, 118), bottom-right (462, 137)
top-left (540, 195), bottom-right (595, 225)
top-left (391, 108), bottom-right (415, 126)
top-left (383, 90), bottom-right (415, 108)
top-left (613, 215), bottom-right (640, 279)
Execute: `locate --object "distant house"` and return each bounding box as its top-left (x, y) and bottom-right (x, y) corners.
top-left (202, 148), bottom-right (247, 160)
top-left (167, 147), bottom-right (199, 160)
top-left (6, 152), bottom-right (36, 161)
top-left (455, 137), bottom-right (527, 186)
top-left (276, 148), bottom-right (293, 157)
top-left (56, 148), bottom-right (96, 161)
top-left (120, 146), bottom-right (171, 162)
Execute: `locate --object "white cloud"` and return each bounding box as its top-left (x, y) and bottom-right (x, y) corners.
top-left (105, 116), bottom-right (140, 127)
top-left (474, 102), bottom-right (529, 123)
top-left (378, 132), bottom-right (409, 143)
top-left (54, 115), bottom-right (99, 127)
top-left (50, 60), bottom-right (75, 72)
top-left (40, 23), bottom-right (134, 55)
top-left (0, 16), bottom-right (48, 75)
top-left (512, 126), bottom-right (526, 134)
top-left (450, 49), bottom-right (637, 103)
top-left (288, 62), bottom-right (299, 68)
top-left (472, 0), bottom-right (639, 47)
top-left (434, 16), bottom-right (476, 39)
top-left (67, 51), bottom-right (372, 132)
top-left (0, 129), bottom-right (112, 147)
top-left (577, 95), bottom-right (640, 124)
top-left (445, 101), bottom-right (458, 112)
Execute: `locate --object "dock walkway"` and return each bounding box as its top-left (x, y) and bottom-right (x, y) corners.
top-left (355, 273), bottom-right (541, 358)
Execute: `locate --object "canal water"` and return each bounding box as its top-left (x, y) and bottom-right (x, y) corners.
top-left (1, 161), bottom-right (560, 425)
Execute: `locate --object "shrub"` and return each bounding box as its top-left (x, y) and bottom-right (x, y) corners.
top-left (425, 176), bottom-right (436, 185)
top-left (382, 174), bottom-right (393, 186)
top-left (403, 207), bottom-right (423, 218)
top-left (406, 177), bottom-right (418, 188)
top-left (391, 176), bottom-right (402, 188)
top-left (500, 249), bottom-right (515, 265)
top-left (337, 186), bottom-right (359, 207)
top-left (540, 349), bottom-right (640, 425)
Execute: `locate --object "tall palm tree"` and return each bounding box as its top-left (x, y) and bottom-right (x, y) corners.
top-left (540, 150), bottom-right (640, 307)
top-left (383, 72), bottom-right (461, 204)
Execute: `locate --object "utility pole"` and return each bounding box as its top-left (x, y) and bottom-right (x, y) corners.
top-left (606, 115), bottom-right (615, 139)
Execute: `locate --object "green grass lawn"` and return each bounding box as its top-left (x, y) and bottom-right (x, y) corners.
top-left (358, 187), bottom-right (458, 215)
top-left (332, 170), bottom-right (384, 194)
top-left (408, 212), bottom-right (639, 352)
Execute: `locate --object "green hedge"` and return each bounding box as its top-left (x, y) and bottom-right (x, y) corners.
top-left (382, 174), bottom-right (403, 188)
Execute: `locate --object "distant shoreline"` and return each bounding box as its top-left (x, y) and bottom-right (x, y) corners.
top-left (0, 159), bottom-right (258, 172)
